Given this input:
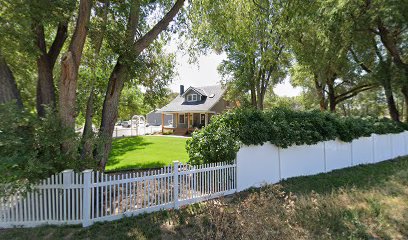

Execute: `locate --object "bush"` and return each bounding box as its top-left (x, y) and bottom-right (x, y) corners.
top-left (186, 114), bottom-right (240, 165)
top-left (186, 107), bottom-right (408, 164)
top-left (0, 104), bottom-right (95, 197)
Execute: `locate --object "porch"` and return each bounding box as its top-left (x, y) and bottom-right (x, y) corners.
top-left (161, 112), bottom-right (214, 135)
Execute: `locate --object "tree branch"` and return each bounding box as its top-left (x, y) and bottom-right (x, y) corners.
top-left (126, 0), bottom-right (140, 46)
top-left (133, 0), bottom-right (185, 55)
top-left (47, 22), bottom-right (68, 69)
top-left (335, 84), bottom-right (378, 104)
top-left (68, 0), bottom-right (93, 65)
top-left (377, 19), bottom-right (407, 68)
top-left (349, 48), bottom-right (372, 73)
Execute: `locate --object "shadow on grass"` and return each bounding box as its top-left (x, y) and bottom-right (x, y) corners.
top-left (0, 211), bottom-right (182, 240)
top-left (106, 161), bottom-right (173, 173)
top-left (280, 157), bottom-right (408, 195)
top-left (107, 136), bottom-right (153, 168)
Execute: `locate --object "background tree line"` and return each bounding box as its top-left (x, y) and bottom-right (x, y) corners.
top-left (187, 0), bottom-right (408, 121)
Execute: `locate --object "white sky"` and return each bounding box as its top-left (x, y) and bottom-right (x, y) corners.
top-left (168, 50), bottom-right (302, 97)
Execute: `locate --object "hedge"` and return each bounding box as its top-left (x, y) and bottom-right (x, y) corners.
top-left (186, 107), bottom-right (408, 165)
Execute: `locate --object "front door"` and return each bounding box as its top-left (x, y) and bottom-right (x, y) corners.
top-left (200, 114), bottom-right (205, 126)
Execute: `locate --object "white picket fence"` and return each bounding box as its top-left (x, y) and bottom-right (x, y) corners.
top-left (0, 161), bottom-right (237, 228)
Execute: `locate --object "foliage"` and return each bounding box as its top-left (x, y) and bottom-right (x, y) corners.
top-left (0, 104), bottom-right (95, 197)
top-left (187, 107), bottom-right (408, 164)
top-left (187, 0), bottom-right (291, 109)
top-left (186, 115), bottom-right (239, 165)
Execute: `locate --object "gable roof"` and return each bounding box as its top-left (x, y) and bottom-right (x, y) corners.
top-left (181, 86), bottom-right (207, 97)
top-left (160, 85), bottom-right (225, 113)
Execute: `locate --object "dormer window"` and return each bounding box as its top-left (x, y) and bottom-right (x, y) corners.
top-left (187, 94), bottom-right (198, 102)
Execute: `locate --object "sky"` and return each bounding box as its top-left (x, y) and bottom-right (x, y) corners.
top-left (168, 50), bottom-right (302, 97)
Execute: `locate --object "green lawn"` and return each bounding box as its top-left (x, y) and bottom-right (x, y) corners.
top-left (106, 136), bottom-right (189, 171)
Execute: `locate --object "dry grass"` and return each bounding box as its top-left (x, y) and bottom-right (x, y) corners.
top-left (1, 157), bottom-right (408, 239)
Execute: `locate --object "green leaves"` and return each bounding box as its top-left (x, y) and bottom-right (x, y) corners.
top-left (0, 104), bottom-right (95, 197)
top-left (186, 107), bottom-right (408, 164)
top-left (187, 0), bottom-right (291, 108)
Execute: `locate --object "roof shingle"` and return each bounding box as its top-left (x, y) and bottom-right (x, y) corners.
top-left (159, 85), bottom-right (225, 113)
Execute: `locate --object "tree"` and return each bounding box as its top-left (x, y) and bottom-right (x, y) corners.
top-left (80, 1), bottom-right (110, 160)
top-left (58, 0), bottom-right (93, 143)
top-left (286, 0), bottom-right (379, 112)
top-left (188, 0), bottom-right (290, 110)
top-left (342, 0), bottom-right (408, 121)
top-left (31, 0), bottom-right (74, 117)
top-left (0, 53), bottom-right (23, 108)
top-left (1, 0), bottom-right (185, 172)
top-left (0, 0), bottom-right (76, 116)
top-left (96, 0), bottom-right (185, 169)
top-left (350, 38), bottom-right (401, 121)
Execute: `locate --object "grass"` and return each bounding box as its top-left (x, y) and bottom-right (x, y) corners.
top-left (1, 157), bottom-right (408, 239)
top-left (106, 136), bottom-right (189, 171)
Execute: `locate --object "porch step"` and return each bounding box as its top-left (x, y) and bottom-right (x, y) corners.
top-left (173, 128), bottom-right (188, 136)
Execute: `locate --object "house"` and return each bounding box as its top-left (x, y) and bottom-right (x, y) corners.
top-left (159, 84), bottom-right (231, 135)
top-left (146, 110), bottom-right (173, 126)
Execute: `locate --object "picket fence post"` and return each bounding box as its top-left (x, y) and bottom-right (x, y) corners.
top-left (62, 169), bottom-right (73, 187)
top-left (62, 170), bottom-right (73, 222)
top-left (82, 169), bottom-right (93, 227)
top-left (173, 161), bottom-right (179, 209)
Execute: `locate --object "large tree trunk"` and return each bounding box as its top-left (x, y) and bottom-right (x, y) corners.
top-left (382, 75), bottom-right (400, 121)
top-left (401, 86), bottom-right (408, 122)
top-left (257, 93), bottom-right (264, 110)
top-left (313, 74), bottom-right (327, 111)
top-left (35, 23), bottom-right (67, 117)
top-left (58, 0), bottom-right (92, 130)
top-left (97, 63), bottom-right (127, 170)
top-left (0, 53), bottom-right (23, 108)
top-left (377, 20), bottom-right (408, 113)
top-left (327, 77), bottom-right (336, 112)
top-left (58, 0), bottom-right (92, 153)
top-left (256, 83), bottom-right (263, 110)
top-left (250, 84), bottom-right (257, 108)
top-left (36, 56), bottom-right (55, 117)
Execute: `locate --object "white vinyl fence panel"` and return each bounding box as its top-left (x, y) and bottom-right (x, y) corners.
top-left (237, 132), bottom-right (408, 191)
top-left (391, 132), bottom-right (406, 158)
top-left (280, 142), bottom-right (325, 179)
top-left (0, 161), bottom-right (236, 228)
top-left (325, 140), bottom-right (352, 171)
top-left (351, 136), bottom-right (374, 165)
top-left (236, 144), bottom-right (280, 191)
top-left (373, 134), bottom-right (392, 163)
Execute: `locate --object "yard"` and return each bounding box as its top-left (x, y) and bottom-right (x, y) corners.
top-left (106, 136), bottom-right (189, 171)
top-left (2, 157), bottom-right (407, 239)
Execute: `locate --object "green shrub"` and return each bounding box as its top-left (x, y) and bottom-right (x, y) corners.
top-left (186, 114), bottom-right (240, 165)
top-left (0, 104), bottom-right (95, 197)
top-left (186, 107), bottom-right (408, 165)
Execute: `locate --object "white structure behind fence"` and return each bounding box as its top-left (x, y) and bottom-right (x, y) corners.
top-left (0, 161), bottom-right (236, 228)
top-left (236, 132), bottom-right (408, 191)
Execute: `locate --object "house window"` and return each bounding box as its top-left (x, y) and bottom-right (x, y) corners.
top-left (179, 114), bottom-right (185, 124)
top-left (187, 94), bottom-right (198, 102)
